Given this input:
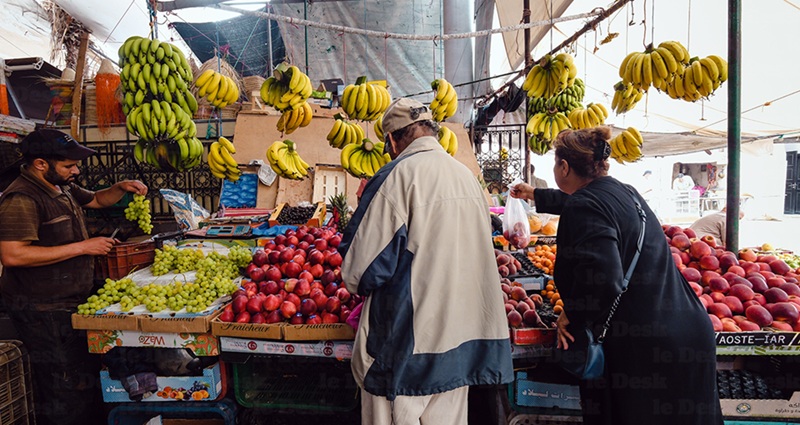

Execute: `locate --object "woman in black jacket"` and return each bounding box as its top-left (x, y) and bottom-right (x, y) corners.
top-left (511, 127), bottom-right (722, 425)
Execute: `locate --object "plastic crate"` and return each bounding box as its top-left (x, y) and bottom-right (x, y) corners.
top-left (97, 240), bottom-right (157, 280)
top-left (232, 356), bottom-right (358, 411)
top-left (0, 340), bottom-right (34, 425)
top-left (107, 397), bottom-right (237, 425)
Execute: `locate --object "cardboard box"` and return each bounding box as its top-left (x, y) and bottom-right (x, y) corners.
top-left (100, 362), bottom-right (222, 403)
top-left (219, 337), bottom-right (354, 359)
top-left (512, 372), bottom-right (581, 411)
top-left (282, 323), bottom-right (355, 341)
top-left (210, 318), bottom-right (284, 340)
top-left (510, 327), bottom-right (556, 346)
top-left (72, 313), bottom-right (140, 331)
top-left (721, 392), bottom-right (800, 419)
top-left (139, 309), bottom-right (223, 334)
top-left (86, 329), bottom-right (219, 356)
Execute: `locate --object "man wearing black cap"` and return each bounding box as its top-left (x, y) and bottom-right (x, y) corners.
top-left (0, 129), bottom-right (147, 425)
top-left (339, 99), bottom-right (513, 424)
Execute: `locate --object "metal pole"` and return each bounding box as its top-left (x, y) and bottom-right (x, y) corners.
top-left (304, 0), bottom-right (309, 75)
top-left (523, 0), bottom-right (531, 183)
top-left (267, 5), bottom-right (273, 73)
top-left (725, 0), bottom-right (741, 253)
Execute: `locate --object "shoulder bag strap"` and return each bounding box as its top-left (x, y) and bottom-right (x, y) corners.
top-left (597, 186), bottom-right (647, 342)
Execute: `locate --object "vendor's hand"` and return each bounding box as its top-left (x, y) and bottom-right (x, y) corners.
top-left (509, 183), bottom-right (534, 200)
top-left (556, 310), bottom-right (574, 350)
top-left (117, 180), bottom-right (148, 196)
top-left (80, 237), bottom-right (117, 255)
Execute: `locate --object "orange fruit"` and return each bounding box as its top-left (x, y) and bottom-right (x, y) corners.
top-left (541, 221), bottom-right (558, 236)
top-left (554, 305), bottom-right (563, 314)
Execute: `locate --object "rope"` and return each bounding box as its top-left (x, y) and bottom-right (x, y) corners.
top-left (103, 0), bottom-right (137, 44)
top-left (641, 0), bottom-right (647, 48)
top-left (215, 4), bottom-right (602, 42)
top-left (147, 0), bottom-right (158, 39)
top-left (231, 15), bottom-right (261, 70)
top-left (650, 0), bottom-right (655, 46)
top-left (687, 0), bottom-right (692, 50)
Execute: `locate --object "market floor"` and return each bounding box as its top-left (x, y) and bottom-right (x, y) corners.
top-left (665, 213), bottom-right (800, 253)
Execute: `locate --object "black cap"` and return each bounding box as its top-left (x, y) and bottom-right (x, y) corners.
top-left (20, 129), bottom-right (96, 161)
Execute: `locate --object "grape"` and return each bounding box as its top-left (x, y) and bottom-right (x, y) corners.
top-left (79, 246), bottom-right (246, 314)
top-left (124, 194), bottom-right (153, 234)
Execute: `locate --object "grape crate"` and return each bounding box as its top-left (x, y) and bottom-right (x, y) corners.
top-left (268, 202), bottom-right (326, 227)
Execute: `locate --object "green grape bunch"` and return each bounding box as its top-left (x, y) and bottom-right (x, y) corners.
top-left (125, 194), bottom-right (153, 234)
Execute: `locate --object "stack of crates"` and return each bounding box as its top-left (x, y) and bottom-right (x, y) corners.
top-left (0, 340), bottom-right (34, 425)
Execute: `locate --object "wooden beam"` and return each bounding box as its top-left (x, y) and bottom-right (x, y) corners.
top-left (157, 0), bottom-right (227, 12)
top-left (70, 30), bottom-right (89, 141)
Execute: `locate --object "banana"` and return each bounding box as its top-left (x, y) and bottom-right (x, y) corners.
top-left (218, 136), bottom-right (236, 154)
top-left (707, 55), bottom-right (728, 82)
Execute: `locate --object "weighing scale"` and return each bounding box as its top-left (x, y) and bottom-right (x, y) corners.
top-left (204, 224), bottom-right (253, 238)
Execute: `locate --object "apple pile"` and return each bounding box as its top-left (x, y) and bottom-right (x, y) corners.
top-left (500, 278), bottom-right (548, 329)
top-left (219, 226), bottom-right (361, 325)
top-left (495, 250), bottom-right (524, 278)
top-left (663, 225), bottom-right (800, 332)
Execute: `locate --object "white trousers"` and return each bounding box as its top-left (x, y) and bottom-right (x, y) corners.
top-left (360, 386), bottom-right (469, 425)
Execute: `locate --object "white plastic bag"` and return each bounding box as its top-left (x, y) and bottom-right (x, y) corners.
top-left (503, 178), bottom-right (531, 250)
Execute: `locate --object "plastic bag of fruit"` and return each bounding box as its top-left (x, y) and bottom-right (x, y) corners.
top-left (503, 179), bottom-right (531, 250)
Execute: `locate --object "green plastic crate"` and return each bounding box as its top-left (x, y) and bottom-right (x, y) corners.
top-left (233, 356), bottom-right (358, 411)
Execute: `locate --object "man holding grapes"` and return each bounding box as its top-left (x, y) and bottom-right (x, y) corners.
top-left (0, 129), bottom-right (147, 425)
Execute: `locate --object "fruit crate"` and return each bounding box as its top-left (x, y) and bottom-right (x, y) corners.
top-left (107, 397), bottom-right (237, 425)
top-left (0, 340), bottom-right (34, 425)
top-left (268, 202), bottom-right (326, 228)
top-left (232, 356), bottom-right (358, 411)
top-left (96, 240), bottom-right (157, 280)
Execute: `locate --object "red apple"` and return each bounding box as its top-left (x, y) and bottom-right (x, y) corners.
top-left (739, 248), bottom-right (758, 262)
top-left (326, 252), bottom-right (343, 267)
top-left (219, 305), bottom-right (234, 322)
top-left (250, 312), bottom-right (266, 324)
top-left (265, 266), bottom-right (282, 282)
top-left (285, 293), bottom-right (302, 308)
top-left (294, 278), bottom-right (311, 297)
top-left (335, 287), bottom-right (351, 303)
top-left (764, 287), bottom-right (790, 303)
top-left (729, 284), bottom-right (755, 302)
top-left (708, 303), bottom-right (733, 319)
top-left (507, 310), bottom-right (523, 328)
top-left (314, 238), bottom-right (329, 252)
top-left (246, 296), bottom-right (264, 314)
top-left (252, 249), bottom-right (268, 267)
top-left (708, 314), bottom-right (723, 331)
top-left (328, 234), bottom-right (342, 248)
top-left (321, 312), bottom-right (340, 324)
top-left (326, 296), bottom-right (342, 313)
top-left (745, 305), bottom-right (773, 327)
top-left (249, 266), bottom-right (266, 282)
top-left (690, 241), bottom-right (713, 260)
top-left (282, 262), bottom-right (302, 278)
top-left (671, 234), bottom-right (692, 251)
top-left (306, 314), bottom-right (322, 325)
top-left (297, 241), bottom-right (310, 251)
top-left (289, 313), bottom-right (305, 325)
top-left (265, 310), bottom-right (283, 324)
top-left (768, 302), bottom-right (800, 324)
top-left (324, 282), bottom-right (339, 297)
top-left (287, 235), bottom-right (299, 246)
top-left (263, 294), bottom-right (281, 312)
top-left (300, 298), bottom-right (317, 316)
top-left (700, 235), bottom-right (717, 248)
top-left (235, 311), bottom-right (251, 323)
top-left (280, 301), bottom-right (297, 318)
top-left (232, 294), bottom-right (249, 313)
top-left (267, 250), bottom-right (281, 265)
top-left (683, 228), bottom-right (697, 239)
top-left (681, 268), bottom-right (703, 283)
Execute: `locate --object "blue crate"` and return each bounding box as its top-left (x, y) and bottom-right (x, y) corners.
top-left (107, 397), bottom-right (237, 425)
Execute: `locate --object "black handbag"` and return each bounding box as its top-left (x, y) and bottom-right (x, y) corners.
top-left (555, 188), bottom-right (647, 380)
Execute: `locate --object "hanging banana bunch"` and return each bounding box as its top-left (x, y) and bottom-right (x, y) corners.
top-left (611, 81), bottom-right (644, 115)
top-left (259, 63), bottom-right (313, 112)
top-left (277, 102), bottom-right (313, 135)
top-left (341, 77), bottom-right (392, 122)
top-left (430, 78), bottom-right (457, 122)
top-left (207, 137), bottom-right (241, 181)
top-left (266, 140), bottom-right (310, 180)
top-left (521, 52), bottom-right (577, 99)
top-left (609, 127), bottom-right (644, 164)
top-left (437, 126), bottom-right (458, 156)
top-left (567, 103), bottom-right (609, 129)
top-left (193, 69), bottom-right (240, 108)
top-left (326, 114), bottom-right (365, 149)
top-left (119, 35), bottom-right (203, 172)
top-left (341, 138), bottom-right (391, 179)
top-left (526, 110), bottom-right (571, 142)
top-left (374, 114), bottom-right (385, 142)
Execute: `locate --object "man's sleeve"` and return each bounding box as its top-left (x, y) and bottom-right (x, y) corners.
top-left (69, 184), bottom-right (96, 206)
top-left (0, 195), bottom-right (39, 242)
top-left (339, 189), bottom-right (407, 297)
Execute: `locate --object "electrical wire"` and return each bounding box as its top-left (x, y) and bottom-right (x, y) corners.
top-left (215, 3), bottom-right (602, 42)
